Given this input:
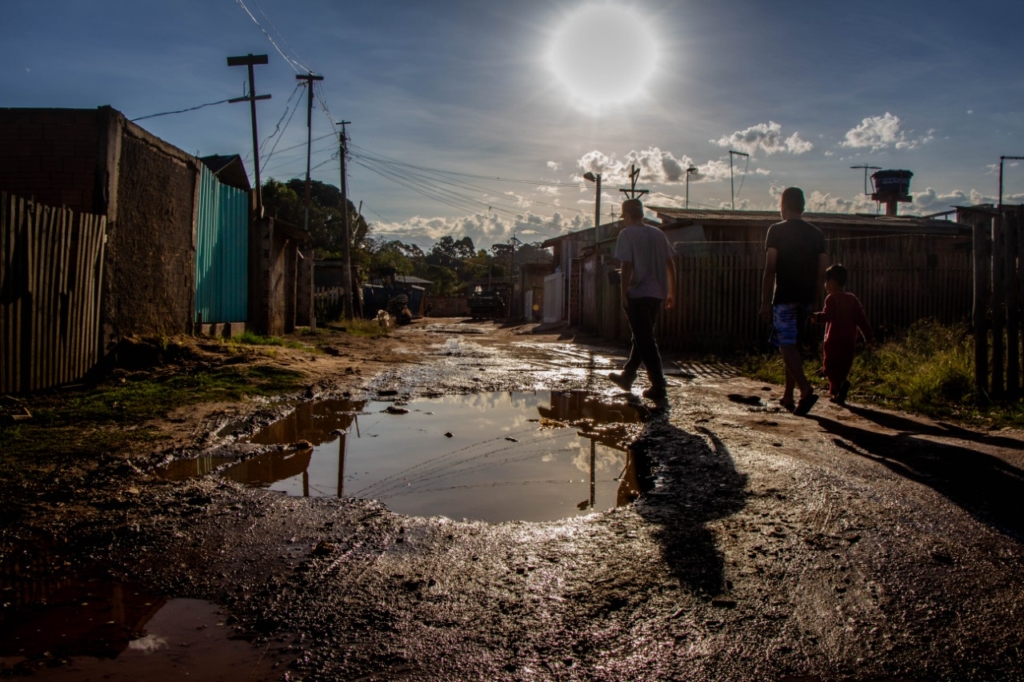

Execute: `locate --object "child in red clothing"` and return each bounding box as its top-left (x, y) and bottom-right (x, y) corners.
top-left (811, 264), bottom-right (873, 404)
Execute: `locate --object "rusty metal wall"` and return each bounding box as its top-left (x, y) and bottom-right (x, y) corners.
top-left (1, 192), bottom-right (106, 393)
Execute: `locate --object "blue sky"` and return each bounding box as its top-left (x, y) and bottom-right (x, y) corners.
top-left (3, 0), bottom-right (1022, 248)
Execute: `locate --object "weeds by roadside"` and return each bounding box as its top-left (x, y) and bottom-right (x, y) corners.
top-left (0, 362), bottom-right (305, 461)
top-left (740, 321), bottom-right (1023, 428)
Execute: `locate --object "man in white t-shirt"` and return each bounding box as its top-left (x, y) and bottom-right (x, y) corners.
top-left (608, 199), bottom-right (676, 402)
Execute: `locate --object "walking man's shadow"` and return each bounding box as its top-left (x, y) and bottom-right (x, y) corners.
top-left (625, 401), bottom-right (748, 595)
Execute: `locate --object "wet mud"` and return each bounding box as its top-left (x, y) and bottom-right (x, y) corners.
top-left (3, 320), bottom-right (1023, 680)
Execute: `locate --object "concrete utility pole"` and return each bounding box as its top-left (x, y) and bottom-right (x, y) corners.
top-left (583, 171), bottom-right (602, 234)
top-left (999, 156), bottom-right (1024, 209)
top-left (296, 72), bottom-right (324, 233)
top-left (227, 54), bottom-right (271, 214)
top-left (338, 120), bottom-right (353, 319)
top-left (685, 165), bottom-right (697, 209)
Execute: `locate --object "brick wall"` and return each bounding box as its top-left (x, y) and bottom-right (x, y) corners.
top-left (0, 108), bottom-right (100, 213)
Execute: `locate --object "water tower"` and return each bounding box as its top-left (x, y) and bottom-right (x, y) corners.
top-left (870, 169), bottom-right (913, 216)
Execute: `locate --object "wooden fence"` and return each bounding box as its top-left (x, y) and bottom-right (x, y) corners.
top-left (968, 206), bottom-right (1023, 399)
top-left (580, 241), bottom-right (974, 353)
top-left (1, 193), bottom-right (106, 393)
top-left (314, 286), bottom-right (346, 324)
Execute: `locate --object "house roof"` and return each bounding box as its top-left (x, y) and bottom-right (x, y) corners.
top-left (396, 275), bottom-right (433, 285)
top-left (200, 154), bottom-right (251, 191)
top-left (651, 207), bottom-right (967, 235)
top-left (540, 219), bottom-right (664, 248)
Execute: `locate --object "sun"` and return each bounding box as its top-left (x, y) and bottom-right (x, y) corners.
top-left (548, 4), bottom-right (660, 109)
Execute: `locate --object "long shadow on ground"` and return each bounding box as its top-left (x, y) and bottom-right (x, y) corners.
top-left (812, 411), bottom-right (1024, 542)
top-left (629, 406), bottom-right (749, 595)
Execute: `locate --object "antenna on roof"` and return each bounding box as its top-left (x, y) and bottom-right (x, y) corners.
top-left (850, 164), bottom-right (881, 195)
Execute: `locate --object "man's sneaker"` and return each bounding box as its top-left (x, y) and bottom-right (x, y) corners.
top-left (642, 385), bottom-right (668, 401)
top-left (608, 372), bottom-right (635, 391)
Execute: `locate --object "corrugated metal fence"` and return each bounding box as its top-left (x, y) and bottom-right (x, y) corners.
top-left (195, 165), bottom-right (249, 325)
top-left (581, 243), bottom-right (973, 352)
top-left (1, 192), bottom-right (106, 393)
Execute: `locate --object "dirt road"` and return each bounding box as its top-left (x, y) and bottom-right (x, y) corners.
top-left (3, 320), bottom-right (1023, 680)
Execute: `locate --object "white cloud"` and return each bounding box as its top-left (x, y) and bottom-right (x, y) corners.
top-left (755, 168), bottom-right (771, 176)
top-left (824, 150), bottom-right (835, 157)
top-left (536, 185), bottom-right (561, 196)
top-left (547, 161), bottom-right (562, 171)
top-left (576, 147), bottom-right (696, 185)
top-left (370, 209), bottom-right (590, 250)
top-left (841, 112), bottom-right (934, 151)
top-left (713, 121), bottom-right (814, 155)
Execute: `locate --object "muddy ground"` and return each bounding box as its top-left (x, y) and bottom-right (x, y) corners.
top-left (2, 319), bottom-right (1023, 681)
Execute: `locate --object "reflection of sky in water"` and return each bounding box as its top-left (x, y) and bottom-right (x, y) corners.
top-left (234, 391), bottom-right (643, 523)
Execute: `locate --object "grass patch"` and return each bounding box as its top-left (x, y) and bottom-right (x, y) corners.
top-left (740, 321), bottom-right (1023, 428)
top-left (332, 317), bottom-right (390, 338)
top-left (228, 331), bottom-right (309, 350)
top-left (0, 364), bottom-right (306, 460)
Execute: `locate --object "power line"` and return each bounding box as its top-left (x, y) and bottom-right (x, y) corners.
top-left (130, 98), bottom-right (235, 122)
top-left (232, 0), bottom-right (303, 73)
top-left (248, 0), bottom-right (311, 72)
top-left (261, 84), bottom-right (304, 167)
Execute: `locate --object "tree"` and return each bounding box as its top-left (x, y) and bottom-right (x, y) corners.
top-left (262, 178), bottom-right (370, 257)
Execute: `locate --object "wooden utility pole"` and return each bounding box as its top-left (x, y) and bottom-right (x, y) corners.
top-left (338, 120), bottom-right (353, 319)
top-left (1005, 207), bottom-right (1020, 397)
top-left (227, 54), bottom-right (271, 214)
top-left (969, 210), bottom-right (993, 395)
top-left (619, 164), bottom-right (648, 201)
top-left (295, 72), bottom-right (324, 233)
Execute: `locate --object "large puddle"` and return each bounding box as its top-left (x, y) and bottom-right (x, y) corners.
top-left (184, 391), bottom-right (651, 523)
top-left (0, 568), bottom-right (285, 680)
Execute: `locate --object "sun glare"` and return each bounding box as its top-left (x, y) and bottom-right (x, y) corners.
top-left (548, 4), bottom-right (659, 109)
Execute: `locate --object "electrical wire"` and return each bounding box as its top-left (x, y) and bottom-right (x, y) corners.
top-left (258, 82), bottom-right (303, 156)
top-left (260, 86), bottom-right (304, 168)
top-left (130, 98), bottom-right (235, 122)
top-left (248, 0), bottom-right (312, 72)
top-left (232, 0), bottom-right (303, 73)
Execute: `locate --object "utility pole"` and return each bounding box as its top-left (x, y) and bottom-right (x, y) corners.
top-left (619, 164), bottom-right (648, 201)
top-left (227, 54), bottom-right (271, 214)
top-left (338, 120), bottom-right (353, 319)
top-left (295, 72), bottom-right (324, 233)
top-left (729, 150), bottom-right (749, 211)
top-left (685, 165), bottom-right (697, 209)
top-left (999, 155), bottom-right (1024, 209)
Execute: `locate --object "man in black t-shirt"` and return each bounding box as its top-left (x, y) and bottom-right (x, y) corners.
top-left (759, 187), bottom-right (828, 416)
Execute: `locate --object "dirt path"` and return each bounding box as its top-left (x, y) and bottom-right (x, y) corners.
top-left (3, 320), bottom-right (1023, 680)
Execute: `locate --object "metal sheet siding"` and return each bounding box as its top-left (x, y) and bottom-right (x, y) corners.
top-left (195, 165), bottom-right (248, 324)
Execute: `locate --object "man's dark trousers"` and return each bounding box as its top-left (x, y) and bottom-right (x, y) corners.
top-left (622, 296), bottom-right (666, 388)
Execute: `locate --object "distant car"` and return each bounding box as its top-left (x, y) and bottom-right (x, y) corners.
top-left (467, 285), bottom-right (509, 320)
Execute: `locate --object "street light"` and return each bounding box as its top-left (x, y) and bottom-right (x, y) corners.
top-left (583, 172), bottom-right (602, 236)
top-left (685, 165), bottom-right (697, 209)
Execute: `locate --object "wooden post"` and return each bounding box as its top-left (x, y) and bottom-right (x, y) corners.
top-left (972, 213), bottom-right (992, 395)
top-left (992, 214), bottom-right (1006, 397)
top-left (1006, 208), bottom-right (1020, 398)
top-left (1019, 207), bottom-right (1024, 397)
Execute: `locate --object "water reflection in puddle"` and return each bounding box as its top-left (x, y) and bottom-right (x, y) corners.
top-left (0, 570), bottom-right (283, 680)
top-left (231, 391), bottom-right (649, 522)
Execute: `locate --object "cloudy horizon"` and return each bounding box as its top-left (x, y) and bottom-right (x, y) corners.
top-left (3, 0), bottom-right (1022, 249)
